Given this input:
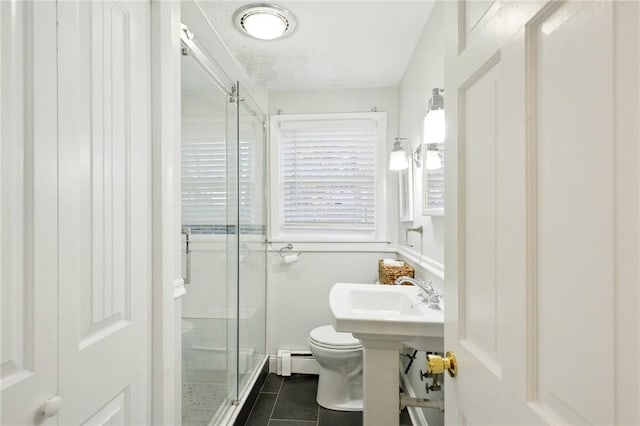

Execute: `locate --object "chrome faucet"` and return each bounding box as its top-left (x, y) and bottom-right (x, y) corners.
top-left (394, 276), bottom-right (442, 310)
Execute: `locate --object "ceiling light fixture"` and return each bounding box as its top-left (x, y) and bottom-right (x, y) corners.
top-left (233, 4), bottom-right (296, 41)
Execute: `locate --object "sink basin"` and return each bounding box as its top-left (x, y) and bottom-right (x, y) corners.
top-left (330, 283), bottom-right (444, 426)
top-left (329, 283), bottom-right (443, 349)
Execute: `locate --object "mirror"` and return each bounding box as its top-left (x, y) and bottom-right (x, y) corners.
top-left (421, 88), bottom-right (445, 216)
top-left (422, 143), bottom-right (444, 215)
top-left (399, 165), bottom-right (414, 222)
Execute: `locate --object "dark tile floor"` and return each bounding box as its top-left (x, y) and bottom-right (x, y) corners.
top-left (244, 374), bottom-right (413, 426)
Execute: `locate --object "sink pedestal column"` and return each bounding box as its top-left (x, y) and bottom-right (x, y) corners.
top-left (354, 335), bottom-right (404, 426)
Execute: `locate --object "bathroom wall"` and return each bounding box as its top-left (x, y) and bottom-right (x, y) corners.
top-left (266, 87), bottom-right (399, 355)
top-left (268, 86), bottom-right (399, 158)
top-left (395, 4), bottom-right (446, 426)
top-left (267, 250), bottom-right (392, 353)
top-left (396, 2), bottom-right (446, 268)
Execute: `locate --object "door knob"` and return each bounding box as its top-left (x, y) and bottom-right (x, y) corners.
top-left (40, 396), bottom-right (62, 417)
top-left (427, 351), bottom-right (457, 377)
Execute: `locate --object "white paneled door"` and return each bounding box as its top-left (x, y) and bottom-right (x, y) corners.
top-left (445, 1), bottom-right (639, 424)
top-left (2, 0), bottom-right (152, 424)
top-left (1, 2), bottom-right (59, 425)
top-left (57, 1), bottom-right (152, 425)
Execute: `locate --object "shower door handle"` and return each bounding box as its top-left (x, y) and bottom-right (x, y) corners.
top-left (182, 226), bottom-right (191, 285)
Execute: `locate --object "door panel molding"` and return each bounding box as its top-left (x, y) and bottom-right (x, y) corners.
top-left (1, 0), bottom-right (33, 383)
top-left (526, 2), bottom-right (615, 424)
top-left (446, 0), bottom-right (639, 424)
top-left (1, 1), bottom-right (59, 424)
top-left (458, 0), bottom-right (500, 53)
top-left (457, 51), bottom-right (502, 378)
top-left (80, 387), bottom-right (129, 426)
top-left (81, 0), bottom-right (133, 347)
top-left (57, 1), bottom-right (151, 424)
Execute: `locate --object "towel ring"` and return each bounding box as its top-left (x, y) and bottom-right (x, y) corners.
top-left (278, 243), bottom-right (301, 258)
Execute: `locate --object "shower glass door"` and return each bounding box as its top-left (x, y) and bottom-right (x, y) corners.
top-left (237, 86), bottom-right (267, 396)
top-left (181, 51), bottom-right (237, 425)
top-left (180, 33), bottom-right (267, 426)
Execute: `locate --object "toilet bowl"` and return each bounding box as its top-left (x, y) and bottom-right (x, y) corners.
top-left (308, 325), bottom-right (363, 411)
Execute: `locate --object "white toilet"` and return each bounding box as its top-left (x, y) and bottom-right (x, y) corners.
top-left (308, 325), bottom-right (363, 411)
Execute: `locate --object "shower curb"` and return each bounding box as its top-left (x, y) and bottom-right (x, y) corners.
top-left (232, 361), bottom-right (269, 426)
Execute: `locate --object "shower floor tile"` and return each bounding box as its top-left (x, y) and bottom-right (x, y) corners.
top-left (182, 382), bottom-right (229, 426)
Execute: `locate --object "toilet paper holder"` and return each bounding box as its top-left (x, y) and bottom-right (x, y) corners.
top-left (278, 243), bottom-right (302, 259)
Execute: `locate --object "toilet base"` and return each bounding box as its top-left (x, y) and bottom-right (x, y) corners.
top-left (317, 397), bottom-right (363, 412)
top-left (316, 366), bottom-right (363, 412)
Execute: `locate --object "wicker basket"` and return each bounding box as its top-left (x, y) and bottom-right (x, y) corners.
top-left (378, 259), bottom-right (414, 285)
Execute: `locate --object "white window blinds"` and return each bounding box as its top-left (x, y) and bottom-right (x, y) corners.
top-left (182, 123), bottom-right (256, 231)
top-left (182, 132), bottom-right (226, 227)
top-left (279, 120), bottom-right (377, 234)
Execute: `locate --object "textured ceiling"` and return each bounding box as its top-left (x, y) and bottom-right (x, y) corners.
top-left (196, 1), bottom-right (436, 90)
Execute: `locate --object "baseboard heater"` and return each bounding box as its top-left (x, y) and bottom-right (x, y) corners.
top-left (274, 350), bottom-right (318, 376)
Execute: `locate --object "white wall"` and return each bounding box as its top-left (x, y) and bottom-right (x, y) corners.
top-left (269, 87), bottom-right (398, 118)
top-left (266, 87), bottom-right (399, 354)
top-left (267, 250), bottom-right (392, 354)
top-left (396, 4), bottom-right (446, 426)
top-left (397, 3), bottom-right (446, 266)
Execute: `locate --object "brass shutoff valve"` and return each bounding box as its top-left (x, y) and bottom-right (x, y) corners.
top-left (427, 351), bottom-right (458, 377)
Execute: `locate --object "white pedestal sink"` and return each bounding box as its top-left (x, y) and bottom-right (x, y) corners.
top-left (329, 283), bottom-right (444, 426)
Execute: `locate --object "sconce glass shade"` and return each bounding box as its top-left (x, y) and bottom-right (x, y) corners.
top-left (423, 108), bottom-right (445, 144)
top-left (389, 138), bottom-right (409, 170)
top-left (389, 149), bottom-right (409, 170)
top-left (425, 149), bottom-right (442, 170)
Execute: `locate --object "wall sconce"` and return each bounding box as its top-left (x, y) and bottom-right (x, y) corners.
top-left (423, 88), bottom-right (445, 144)
top-left (389, 137), bottom-right (409, 170)
top-left (422, 88), bottom-right (445, 170)
top-left (391, 89), bottom-right (444, 172)
top-left (413, 145), bottom-right (423, 168)
top-left (389, 137), bottom-right (423, 171)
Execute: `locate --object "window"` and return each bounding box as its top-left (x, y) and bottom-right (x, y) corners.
top-left (269, 112), bottom-right (387, 241)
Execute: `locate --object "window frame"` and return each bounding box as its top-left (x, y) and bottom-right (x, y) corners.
top-left (269, 112), bottom-right (388, 242)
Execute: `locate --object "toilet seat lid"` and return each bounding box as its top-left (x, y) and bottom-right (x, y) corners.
top-left (309, 325), bottom-right (361, 349)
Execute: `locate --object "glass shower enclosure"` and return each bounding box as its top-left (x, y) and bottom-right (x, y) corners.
top-left (180, 29), bottom-right (267, 426)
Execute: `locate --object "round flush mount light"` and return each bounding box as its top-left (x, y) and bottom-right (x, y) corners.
top-left (233, 4), bottom-right (296, 40)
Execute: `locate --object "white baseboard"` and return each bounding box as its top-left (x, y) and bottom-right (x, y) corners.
top-left (269, 353), bottom-right (319, 375)
top-left (292, 356), bottom-right (319, 374)
top-left (269, 355), bottom-right (277, 373)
